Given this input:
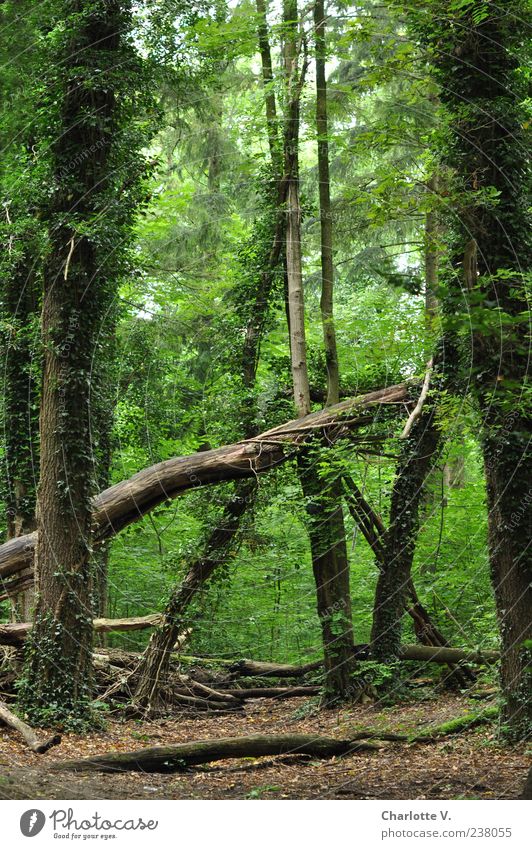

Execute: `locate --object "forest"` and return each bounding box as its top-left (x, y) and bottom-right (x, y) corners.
top-left (0, 0), bottom-right (530, 802)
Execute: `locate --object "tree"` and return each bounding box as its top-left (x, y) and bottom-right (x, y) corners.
top-left (412, 0), bottom-right (531, 740)
top-left (282, 0), bottom-right (355, 700)
top-left (18, 0), bottom-right (154, 725)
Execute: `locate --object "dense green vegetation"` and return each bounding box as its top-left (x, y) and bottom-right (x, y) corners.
top-left (0, 0), bottom-right (529, 743)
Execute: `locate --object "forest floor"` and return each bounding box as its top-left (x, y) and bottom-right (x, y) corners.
top-left (0, 693), bottom-right (529, 800)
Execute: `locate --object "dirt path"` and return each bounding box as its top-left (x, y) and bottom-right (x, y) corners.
top-left (0, 695), bottom-right (528, 799)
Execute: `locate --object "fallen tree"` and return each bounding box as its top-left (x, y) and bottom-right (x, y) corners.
top-left (0, 383), bottom-right (409, 599)
top-left (227, 645), bottom-right (499, 676)
top-left (52, 733), bottom-right (380, 773)
top-left (0, 614), bottom-right (164, 647)
top-left (51, 706), bottom-right (498, 773)
top-left (218, 685), bottom-right (320, 699)
top-left (0, 699), bottom-right (61, 754)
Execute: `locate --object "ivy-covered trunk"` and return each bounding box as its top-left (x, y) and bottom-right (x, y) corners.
top-left (19, 0), bottom-right (147, 726)
top-left (416, 1), bottom-right (531, 739)
top-left (371, 385), bottom-right (442, 660)
top-left (283, 0), bottom-right (355, 701)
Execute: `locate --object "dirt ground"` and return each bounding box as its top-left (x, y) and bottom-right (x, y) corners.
top-left (0, 694), bottom-right (529, 800)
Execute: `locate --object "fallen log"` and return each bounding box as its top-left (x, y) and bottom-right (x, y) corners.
top-left (52, 733), bottom-right (380, 773)
top-left (0, 699), bottom-right (61, 754)
top-left (170, 691), bottom-right (242, 712)
top-left (0, 383), bottom-right (409, 596)
top-left (0, 614), bottom-right (164, 647)
top-left (348, 706), bottom-right (498, 743)
top-left (397, 645), bottom-right (499, 665)
top-left (175, 680), bottom-right (242, 705)
top-left (228, 645), bottom-right (499, 677)
top-left (219, 685), bottom-right (320, 699)
top-left (229, 659), bottom-right (323, 678)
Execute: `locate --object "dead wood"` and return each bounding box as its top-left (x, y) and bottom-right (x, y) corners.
top-left (0, 383), bottom-right (409, 598)
top-left (52, 733), bottom-right (380, 773)
top-left (0, 699), bottom-right (61, 753)
top-left (219, 685), bottom-right (320, 699)
top-left (0, 614), bottom-right (164, 646)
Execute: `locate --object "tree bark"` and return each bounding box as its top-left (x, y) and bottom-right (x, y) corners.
top-left (314, 0), bottom-right (339, 406)
top-left (17, 0), bottom-right (135, 725)
top-left (422, 7), bottom-right (531, 738)
top-left (0, 382), bottom-right (409, 597)
top-left (53, 733), bottom-right (379, 772)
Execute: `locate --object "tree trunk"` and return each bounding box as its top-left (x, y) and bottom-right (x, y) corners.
top-left (53, 733), bottom-right (378, 773)
top-left (18, 0), bottom-right (135, 726)
top-left (298, 453), bottom-right (356, 699)
top-left (421, 6), bottom-right (531, 738)
top-left (484, 451), bottom-right (531, 739)
top-left (314, 0), bottom-right (339, 407)
top-left (255, 0), bottom-right (281, 173)
top-left (132, 478), bottom-right (256, 711)
top-left (0, 381), bottom-right (409, 597)
top-left (0, 699), bottom-right (61, 753)
top-left (371, 380), bottom-right (442, 661)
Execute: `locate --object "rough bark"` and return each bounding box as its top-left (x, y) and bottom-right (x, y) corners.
top-left (18, 0), bottom-right (133, 725)
top-left (484, 454), bottom-right (531, 738)
top-left (0, 382), bottom-right (409, 597)
top-left (425, 7), bottom-right (531, 738)
top-left (53, 733), bottom-right (379, 772)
